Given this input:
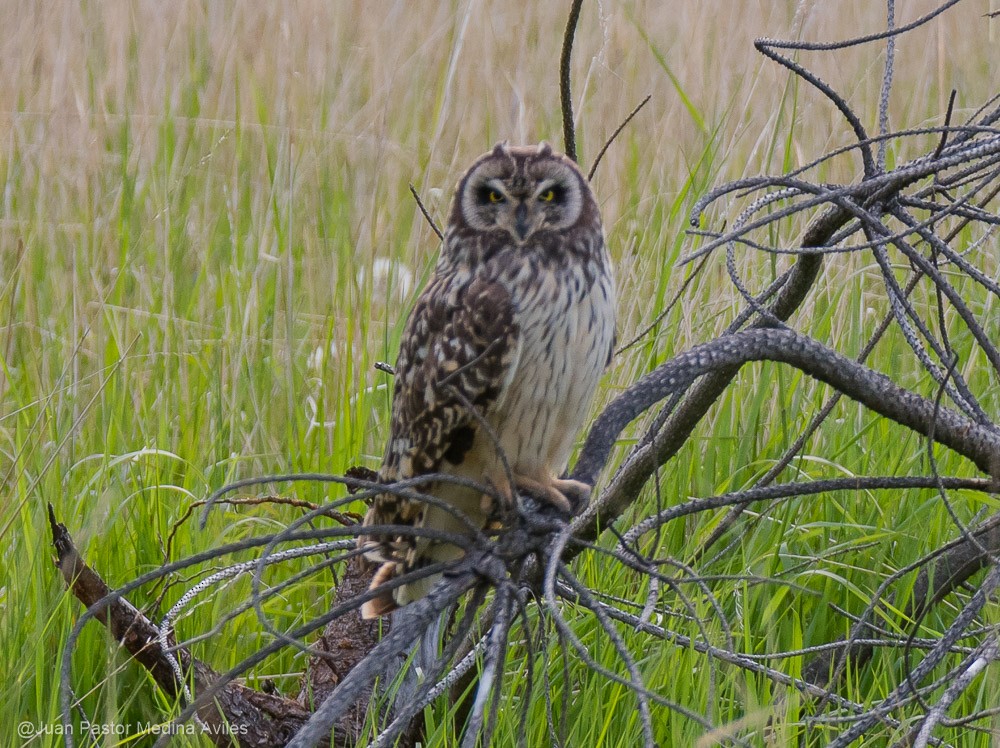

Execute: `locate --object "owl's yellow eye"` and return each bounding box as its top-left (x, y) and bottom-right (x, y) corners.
top-left (539, 189), bottom-right (556, 202)
top-left (488, 190), bottom-right (504, 203)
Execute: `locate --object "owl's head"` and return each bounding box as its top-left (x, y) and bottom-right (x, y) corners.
top-left (451, 142), bottom-right (594, 243)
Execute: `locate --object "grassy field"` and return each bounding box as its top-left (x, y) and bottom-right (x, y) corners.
top-left (2, 1), bottom-right (999, 745)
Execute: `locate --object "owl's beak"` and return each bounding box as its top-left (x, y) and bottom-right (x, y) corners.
top-left (514, 203), bottom-right (531, 242)
top-left (514, 202), bottom-right (530, 241)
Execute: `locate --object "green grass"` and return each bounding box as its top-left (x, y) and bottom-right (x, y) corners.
top-left (2, 2), bottom-right (999, 746)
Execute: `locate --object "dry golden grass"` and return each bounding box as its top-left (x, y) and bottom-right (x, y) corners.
top-left (1, 1), bottom-right (990, 391)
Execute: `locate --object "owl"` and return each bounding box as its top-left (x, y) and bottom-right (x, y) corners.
top-left (357, 142), bottom-right (616, 618)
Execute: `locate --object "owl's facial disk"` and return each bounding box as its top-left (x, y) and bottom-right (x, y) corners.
top-left (472, 177), bottom-right (570, 241)
top-left (458, 143), bottom-right (585, 243)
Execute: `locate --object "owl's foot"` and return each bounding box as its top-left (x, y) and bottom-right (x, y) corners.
top-left (550, 477), bottom-right (591, 511)
top-left (481, 474), bottom-right (515, 514)
top-left (514, 475), bottom-right (590, 513)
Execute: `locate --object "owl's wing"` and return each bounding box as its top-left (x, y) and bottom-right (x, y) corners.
top-left (358, 274), bottom-right (518, 566)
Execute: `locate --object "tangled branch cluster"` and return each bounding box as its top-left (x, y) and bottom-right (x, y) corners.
top-left (54, 1), bottom-right (1000, 746)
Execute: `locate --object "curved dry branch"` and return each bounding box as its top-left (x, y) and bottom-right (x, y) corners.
top-left (573, 327), bottom-right (1000, 491)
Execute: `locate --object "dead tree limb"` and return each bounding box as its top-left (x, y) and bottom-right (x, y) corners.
top-left (573, 327), bottom-right (1000, 490)
top-left (48, 503), bottom-right (312, 747)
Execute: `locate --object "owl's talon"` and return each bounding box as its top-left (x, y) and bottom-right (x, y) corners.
top-left (485, 475), bottom-right (514, 506)
top-left (512, 475), bottom-right (589, 513)
top-left (540, 486), bottom-right (573, 513)
top-left (551, 478), bottom-right (591, 511)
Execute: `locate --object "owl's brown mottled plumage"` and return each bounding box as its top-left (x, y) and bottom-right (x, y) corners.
top-left (358, 142), bottom-right (616, 617)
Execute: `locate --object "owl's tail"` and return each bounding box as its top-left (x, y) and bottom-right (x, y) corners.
top-left (358, 483), bottom-right (486, 619)
top-left (360, 547), bottom-right (463, 619)
top-left (356, 505), bottom-right (412, 618)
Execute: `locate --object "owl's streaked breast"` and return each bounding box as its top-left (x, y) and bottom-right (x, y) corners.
top-left (483, 239), bottom-right (615, 481)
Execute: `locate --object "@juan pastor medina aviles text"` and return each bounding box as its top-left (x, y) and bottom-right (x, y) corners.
top-left (17, 720), bottom-right (249, 739)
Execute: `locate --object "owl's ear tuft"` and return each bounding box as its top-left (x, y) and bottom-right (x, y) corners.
top-left (536, 142), bottom-right (552, 157)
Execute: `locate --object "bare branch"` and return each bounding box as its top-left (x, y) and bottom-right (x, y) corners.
top-left (409, 183), bottom-right (443, 241)
top-left (48, 504), bottom-right (312, 747)
top-left (588, 94), bottom-right (651, 181)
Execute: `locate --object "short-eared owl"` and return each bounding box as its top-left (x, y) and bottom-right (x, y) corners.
top-left (358, 142), bottom-right (616, 617)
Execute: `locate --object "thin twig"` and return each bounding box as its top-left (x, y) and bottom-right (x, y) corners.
top-left (409, 183), bottom-right (444, 240)
top-left (588, 94), bottom-right (651, 181)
